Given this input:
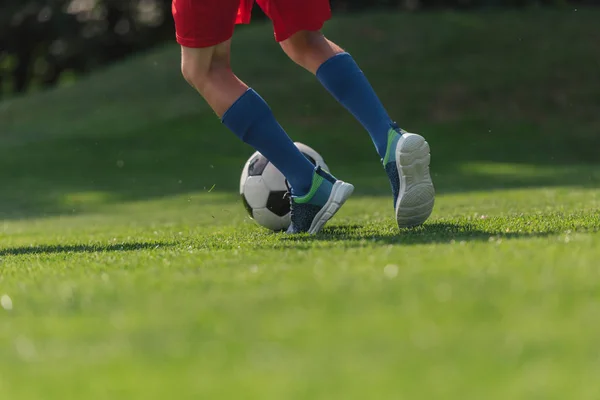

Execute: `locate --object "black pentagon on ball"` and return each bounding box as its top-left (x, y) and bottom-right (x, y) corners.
top-left (241, 194), bottom-right (253, 217)
top-left (247, 153), bottom-right (269, 176)
top-left (266, 190), bottom-right (290, 217)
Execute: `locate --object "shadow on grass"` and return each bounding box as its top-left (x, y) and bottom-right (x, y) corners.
top-left (4, 213), bottom-right (597, 256)
top-left (275, 215), bottom-right (599, 248)
top-left (277, 224), bottom-right (546, 247)
top-left (0, 241), bottom-right (171, 256)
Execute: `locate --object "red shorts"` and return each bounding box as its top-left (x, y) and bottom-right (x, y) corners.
top-left (172, 0), bottom-right (332, 48)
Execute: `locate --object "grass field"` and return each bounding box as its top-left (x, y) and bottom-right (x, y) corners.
top-left (1, 10), bottom-right (600, 399)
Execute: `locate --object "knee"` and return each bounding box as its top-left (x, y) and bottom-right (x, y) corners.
top-left (181, 52), bottom-right (230, 93)
top-left (181, 59), bottom-right (209, 91)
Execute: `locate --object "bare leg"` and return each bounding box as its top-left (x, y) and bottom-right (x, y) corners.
top-left (280, 31), bottom-right (344, 75)
top-left (180, 40), bottom-right (246, 117)
top-left (179, 40), bottom-right (316, 196)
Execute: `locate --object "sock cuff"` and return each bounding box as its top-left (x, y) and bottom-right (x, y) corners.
top-left (316, 52), bottom-right (354, 79)
top-left (221, 88), bottom-right (272, 140)
top-left (293, 168), bottom-right (322, 203)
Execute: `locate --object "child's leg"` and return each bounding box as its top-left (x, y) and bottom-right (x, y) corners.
top-left (180, 42), bottom-right (315, 196)
top-left (173, 0), bottom-right (354, 234)
top-left (172, 0), bottom-right (316, 196)
top-left (279, 29), bottom-right (435, 228)
top-left (280, 31), bottom-right (395, 160)
top-left (180, 41), bottom-right (246, 117)
top-left (257, 0), bottom-right (393, 158)
top-left (180, 42), bottom-right (354, 233)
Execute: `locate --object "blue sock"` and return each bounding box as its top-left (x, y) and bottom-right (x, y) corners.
top-left (317, 52), bottom-right (396, 159)
top-left (222, 89), bottom-right (315, 196)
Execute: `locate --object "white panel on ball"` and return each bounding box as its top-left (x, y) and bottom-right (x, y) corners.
top-left (253, 208), bottom-right (291, 231)
top-left (242, 176), bottom-right (270, 208)
top-left (261, 163), bottom-right (288, 192)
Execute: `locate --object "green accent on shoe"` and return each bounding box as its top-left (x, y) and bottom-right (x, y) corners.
top-left (382, 128), bottom-right (400, 165)
top-left (294, 173), bottom-right (324, 204)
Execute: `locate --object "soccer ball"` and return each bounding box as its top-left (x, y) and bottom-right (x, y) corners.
top-left (240, 143), bottom-right (329, 231)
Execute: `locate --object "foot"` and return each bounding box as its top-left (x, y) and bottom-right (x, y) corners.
top-left (287, 167), bottom-right (354, 234)
top-left (383, 125), bottom-right (435, 228)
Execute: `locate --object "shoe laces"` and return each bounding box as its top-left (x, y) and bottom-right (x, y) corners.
top-left (284, 179), bottom-right (295, 220)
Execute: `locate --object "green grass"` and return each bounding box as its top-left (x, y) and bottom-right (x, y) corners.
top-left (1, 9), bottom-right (600, 399)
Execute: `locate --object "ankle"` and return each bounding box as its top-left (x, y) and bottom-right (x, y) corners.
top-left (382, 127), bottom-right (402, 165)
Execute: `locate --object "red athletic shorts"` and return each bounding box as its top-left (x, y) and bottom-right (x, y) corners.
top-left (172, 0), bottom-right (332, 48)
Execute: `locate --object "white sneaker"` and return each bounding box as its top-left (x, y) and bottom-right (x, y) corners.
top-left (382, 127), bottom-right (435, 228)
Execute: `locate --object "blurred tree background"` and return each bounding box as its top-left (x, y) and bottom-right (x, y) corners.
top-left (0, 0), bottom-right (597, 98)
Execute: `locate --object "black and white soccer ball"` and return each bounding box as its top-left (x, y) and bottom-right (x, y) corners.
top-left (240, 143), bottom-right (329, 231)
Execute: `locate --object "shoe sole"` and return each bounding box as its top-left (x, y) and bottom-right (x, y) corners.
top-left (308, 181), bottom-right (355, 235)
top-left (395, 133), bottom-right (435, 228)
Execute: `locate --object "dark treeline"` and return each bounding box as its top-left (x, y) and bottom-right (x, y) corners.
top-left (0, 0), bottom-right (596, 97)
top-left (1, 0), bottom-right (175, 96)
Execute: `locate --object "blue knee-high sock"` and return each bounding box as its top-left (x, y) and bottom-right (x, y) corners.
top-left (317, 52), bottom-right (395, 159)
top-left (222, 89), bottom-right (315, 196)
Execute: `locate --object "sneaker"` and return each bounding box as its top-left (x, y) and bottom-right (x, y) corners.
top-left (383, 125), bottom-right (435, 228)
top-left (286, 166), bottom-right (354, 234)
